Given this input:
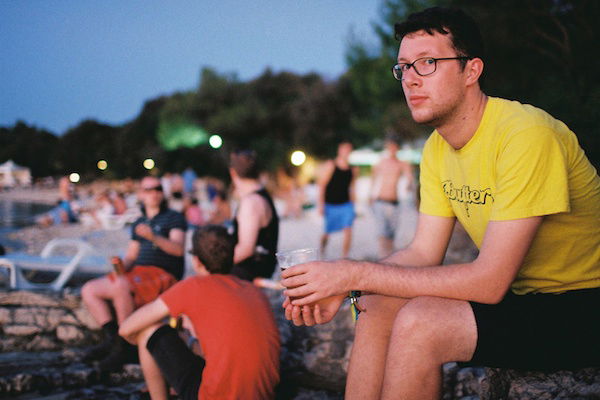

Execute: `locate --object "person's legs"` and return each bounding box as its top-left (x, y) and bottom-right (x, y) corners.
top-left (146, 325), bottom-right (205, 400)
top-left (379, 237), bottom-right (394, 257)
top-left (81, 276), bottom-right (116, 326)
top-left (136, 324), bottom-right (169, 400)
top-left (320, 233), bottom-right (329, 256)
top-left (342, 227), bottom-right (352, 258)
top-left (380, 296), bottom-right (477, 400)
top-left (81, 275), bottom-right (135, 325)
top-left (345, 295), bottom-right (409, 400)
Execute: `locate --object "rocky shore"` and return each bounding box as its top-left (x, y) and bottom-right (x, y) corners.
top-left (18, 195), bottom-right (596, 398)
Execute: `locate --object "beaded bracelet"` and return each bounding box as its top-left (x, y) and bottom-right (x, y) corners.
top-left (349, 290), bottom-right (364, 321)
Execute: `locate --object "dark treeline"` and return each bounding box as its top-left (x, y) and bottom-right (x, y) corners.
top-left (2, 0), bottom-right (598, 180)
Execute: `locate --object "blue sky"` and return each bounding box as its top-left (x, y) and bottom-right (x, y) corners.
top-left (0, 1), bottom-right (381, 135)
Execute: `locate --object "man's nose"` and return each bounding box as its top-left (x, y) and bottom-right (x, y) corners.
top-left (401, 67), bottom-right (421, 86)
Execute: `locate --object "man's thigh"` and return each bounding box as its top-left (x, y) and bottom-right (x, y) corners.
top-left (84, 275), bottom-right (130, 300)
top-left (466, 287), bottom-right (600, 370)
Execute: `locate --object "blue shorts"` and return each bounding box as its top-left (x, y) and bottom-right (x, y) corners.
top-left (324, 202), bottom-right (355, 234)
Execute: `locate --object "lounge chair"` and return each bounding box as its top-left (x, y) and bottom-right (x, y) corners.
top-left (0, 238), bottom-right (110, 291)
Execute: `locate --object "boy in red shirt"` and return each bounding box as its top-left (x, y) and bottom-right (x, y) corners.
top-left (120, 225), bottom-right (280, 400)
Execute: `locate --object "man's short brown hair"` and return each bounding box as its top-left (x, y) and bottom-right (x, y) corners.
top-left (190, 225), bottom-right (234, 274)
top-left (230, 149), bottom-right (259, 179)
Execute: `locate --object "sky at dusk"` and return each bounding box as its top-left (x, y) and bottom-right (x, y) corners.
top-left (0, 1), bottom-right (381, 135)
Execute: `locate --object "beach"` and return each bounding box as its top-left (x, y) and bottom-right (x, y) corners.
top-left (0, 186), bottom-right (421, 262)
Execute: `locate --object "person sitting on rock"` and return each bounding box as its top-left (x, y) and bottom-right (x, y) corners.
top-left (81, 176), bottom-right (187, 372)
top-left (119, 224), bottom-right (280, 400)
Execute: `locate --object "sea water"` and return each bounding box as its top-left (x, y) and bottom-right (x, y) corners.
top-left (0, 199), bottom-right (54, 229)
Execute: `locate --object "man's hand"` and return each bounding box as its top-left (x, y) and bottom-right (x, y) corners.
top-left (135, 223), bottom-right (155, 242)
top-left (281, 260), bottom-right (354, 305)
top-left (283, 294), bottom-right (346, 326)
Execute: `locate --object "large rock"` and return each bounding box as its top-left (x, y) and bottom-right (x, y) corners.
top-left (480, 367), bottom-right (600, 400)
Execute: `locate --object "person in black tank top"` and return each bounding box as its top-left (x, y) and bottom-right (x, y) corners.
top-left (318, 141), bottom-right (357, 258)
top-left (228, 150), bottom-right (280, 281)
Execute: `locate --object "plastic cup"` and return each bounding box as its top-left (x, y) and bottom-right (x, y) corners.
top-left (276, 248), bottom-right (319, 271)
top-left (277, 248), bottom-right (319, 301)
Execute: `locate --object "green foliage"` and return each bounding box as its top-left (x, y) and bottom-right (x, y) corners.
top-left (0, 122), bottom-right (60, 177)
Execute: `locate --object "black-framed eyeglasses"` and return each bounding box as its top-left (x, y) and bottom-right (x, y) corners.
top-left (392, 56), bottom-right (471, 81)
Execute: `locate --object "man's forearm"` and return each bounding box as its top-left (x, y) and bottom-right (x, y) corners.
top-left (151, 235), bottom-right (184, 257)
top-left (347, 258), bottom-right (503, 304)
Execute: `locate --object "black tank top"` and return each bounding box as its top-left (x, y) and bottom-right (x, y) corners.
top-left (231, 188), bottom-right (279, 281)
top-left (325, 165), bottom-right (353, 204)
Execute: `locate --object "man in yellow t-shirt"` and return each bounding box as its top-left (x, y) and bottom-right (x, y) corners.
top-left (280, 6), bottom-right (600, 399)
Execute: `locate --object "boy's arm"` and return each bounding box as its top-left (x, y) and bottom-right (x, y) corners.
top-left (119, 298), bottom-right (170, 344)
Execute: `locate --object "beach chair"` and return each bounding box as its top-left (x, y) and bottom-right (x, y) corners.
top-left (0, 238), bottom-right (110, 291)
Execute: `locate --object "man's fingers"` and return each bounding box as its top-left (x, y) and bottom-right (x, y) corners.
top-left (291, 292), bottom-right (320, 307)
top-left (284, 305), bottom-right (293, 321)
top-left (284, 283), bottom-right (312, 299)
top-left (301, 305), bottom-right (316, 326)
top-left (282, 297), bottom-right (291, 308)
top-left (313, 304), bottom-right (325, 324)
top-left (291, 305), bottom-right (305, 326)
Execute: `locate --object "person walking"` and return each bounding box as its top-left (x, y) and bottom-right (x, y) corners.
top-left (318, 141), bottom-right (358, 258)
top-left (370, 134), bottom-right (414, 257)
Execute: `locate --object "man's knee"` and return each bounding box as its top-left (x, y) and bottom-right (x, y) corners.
top-left (392, 297), bottom-right (456, 341)
top-left (392, 296), bottom-right (476, 360)
top-left (81, 278), bottom-right (102, 301)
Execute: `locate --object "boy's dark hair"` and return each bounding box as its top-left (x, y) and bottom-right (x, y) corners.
top-left (190, 225), bottom-right (234, 274)
top-left (394, 7), bottom-right (485, 67)
top-left (230, 149), bottom-right (259, 179)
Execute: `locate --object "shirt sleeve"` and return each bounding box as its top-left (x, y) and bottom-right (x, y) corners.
top-left (491, 126), bottom-right (570, 220)
top-left (419, 135), bottom-right (455, 217)
top-left (160, 279), bottom-right (192, 316)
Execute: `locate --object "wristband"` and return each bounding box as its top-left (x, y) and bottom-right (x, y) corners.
top-left (348, 290), bottom-right (364, 321)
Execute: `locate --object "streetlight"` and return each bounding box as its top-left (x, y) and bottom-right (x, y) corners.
top-left (291, 150), bottom-right (306, 166)
top-left (69, 173), bottom-right (80, 183)
top-left (209, 134), bottom-right (223, 149)
top-left (143, 158), bottom-right (155, 170)
top-left (97, 160), bottom-right (108, 170)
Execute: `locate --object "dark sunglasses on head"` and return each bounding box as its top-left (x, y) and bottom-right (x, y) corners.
top-left (143, 185), bottom-right (163, 192)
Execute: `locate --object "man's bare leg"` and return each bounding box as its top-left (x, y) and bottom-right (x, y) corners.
top-left (342, 227), bottom-right (352, 258)
top-left (320, 233), bottom-right (329, 258)
top-left (381, 296), bottom-right (477, 400)
top-left (81, 275), bottom-right (135, 325)
top-left (136, 324), bottom-right (169, 400)
top-left (81, 277), bottom-right (116, 326)
top-left (345, 295), bottom-right (409, 400)
top-left (379, 237), bottom-right (394, 258)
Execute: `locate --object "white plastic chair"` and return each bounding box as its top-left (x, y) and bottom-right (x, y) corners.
top-left (0, 238), bottom-right (110, 291)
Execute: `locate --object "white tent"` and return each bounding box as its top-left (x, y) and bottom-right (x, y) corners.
top-left (0, 160), bottom-right (32, 188)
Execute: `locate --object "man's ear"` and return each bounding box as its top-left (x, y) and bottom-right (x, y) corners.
top-left (465, 57), bottom-right (484, 86)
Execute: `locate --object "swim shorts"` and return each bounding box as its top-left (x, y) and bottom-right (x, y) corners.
top-left (109, 265), bottom-right (177, 307)
top-left (464, 287), bottom-right (600, 371)
top-left (324, 202), bottom-right (355, 234)
top-left (372, 199), bottom-right (400, 239)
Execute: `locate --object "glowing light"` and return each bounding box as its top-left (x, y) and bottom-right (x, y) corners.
top-left (291, 150), bottom-right (307, 166)
top-left (143, 159), bottom-right (155, 170)
top-left (69, 173), bottom-right (80, 183)
top-left (209, 135), bottom-right (223, 149)
top-left (97, 160), bottom-right (108, 170)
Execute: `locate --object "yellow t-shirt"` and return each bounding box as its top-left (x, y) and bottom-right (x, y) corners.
top-left (420, 97), bottom-right (600, 294)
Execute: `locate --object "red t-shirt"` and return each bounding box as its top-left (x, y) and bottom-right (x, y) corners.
top-left (160, 274), bottom-right (280, 400)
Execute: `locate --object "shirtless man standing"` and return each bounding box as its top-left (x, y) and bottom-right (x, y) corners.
top-left (371, 135), bottom-right (414, 256)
